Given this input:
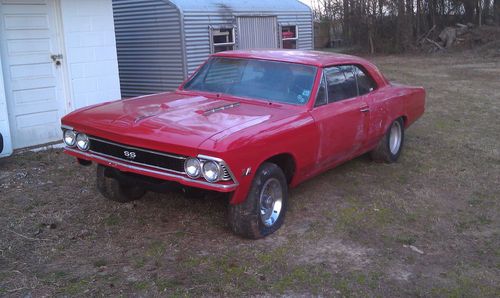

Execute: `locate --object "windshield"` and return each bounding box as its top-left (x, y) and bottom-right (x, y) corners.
top-left (183, 57), bottom-right (317, 105)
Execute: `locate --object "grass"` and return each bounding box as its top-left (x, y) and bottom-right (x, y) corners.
top-left (431, 270), bottom-right (500, 298)
top-left (104, 214), bottom-right (120, 226)
top-left (0, 52), bottom-right (498, 296)
top-left (145, 241), bottom-right (166, 259)
top-left (60, 279), bottom-right (90, 295)
top-left (133, 281), bottom-right (149, 291)
top-left (455, 215), bottom-right (493, 233)
top-left (93, 259), bottom-right (107, 268)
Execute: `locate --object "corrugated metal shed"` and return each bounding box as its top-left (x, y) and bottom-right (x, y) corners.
top-left (170, 0), bottom-right (311, 11)
top-left (112, 0), bottom-right (313, 98)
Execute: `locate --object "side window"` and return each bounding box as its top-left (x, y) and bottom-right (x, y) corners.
top-left (338, 65), bottom-right (358, 99)
top-left (314, 73), bottom-right (327, 107)
top-left (280, 25), bottom-right (298, 49)
top-left (352, 65), bottom-right (377, 95)
top-left (324, 66), bottom-right (350, 102)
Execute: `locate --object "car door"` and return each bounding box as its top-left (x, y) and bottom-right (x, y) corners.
top-left (310, 65), bottom-right (370, 167)
top-left (351, 65), bottom-right (382, 148)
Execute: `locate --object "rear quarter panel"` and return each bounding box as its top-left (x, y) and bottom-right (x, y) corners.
top-left (371, 84), bottom-right (425, 142)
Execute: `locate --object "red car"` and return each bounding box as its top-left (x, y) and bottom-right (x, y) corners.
top-left (61, 50), bottom-right (425, 238)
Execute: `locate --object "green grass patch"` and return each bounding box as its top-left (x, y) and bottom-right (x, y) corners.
top-left (455, 215), bottom-right (493, 233)
top-left (155, 278), bottom-right (184, 292)
top-left (93, 259), bottom-right (107, 267)
top-left (145, 241), bottom-right (166, 259)
top-left (133, 281), bottom-right (149, 290)
top-left (272, 265), bottom-right (333, 295)
top-left (61, 279), bottom-right (90, 295)
top-left (104, 214), bottom-right (120, 226)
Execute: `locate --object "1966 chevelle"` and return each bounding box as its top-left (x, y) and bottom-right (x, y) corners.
top-left (61, 50), bottom-right (425, 238)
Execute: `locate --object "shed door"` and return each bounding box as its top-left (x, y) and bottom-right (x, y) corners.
top-left (0, 0), bottom-right (66, 149)
top-left (237, 16), bottom-right (278, 49)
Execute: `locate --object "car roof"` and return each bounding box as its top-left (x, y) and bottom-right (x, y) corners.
top-left (211, 49), bottom-right (368, 67)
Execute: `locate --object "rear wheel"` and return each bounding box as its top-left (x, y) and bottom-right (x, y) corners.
top-left (228, 162), bottom-right (288, 239)
top-left (370, 118), bottom-right (405, 163)
top-left (96, 165), bottom-right (146, 203)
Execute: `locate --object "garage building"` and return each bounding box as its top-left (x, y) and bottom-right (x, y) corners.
top-left (112, 0), bottom-right (313, 98)
top-left (0, 0), bottom-right (121, 156)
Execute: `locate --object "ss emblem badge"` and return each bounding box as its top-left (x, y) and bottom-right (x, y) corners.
top-left (124, 150), bottom-right (136, 159)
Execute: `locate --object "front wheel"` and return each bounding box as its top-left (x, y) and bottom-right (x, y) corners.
top-left (228, 162), bottom-right (288, 239)
top-left (96, 165), bottom-right (146, 203)
top-left (370, 118), bottom-right (405, 163)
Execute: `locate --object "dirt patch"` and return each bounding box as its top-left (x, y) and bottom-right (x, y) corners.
top-left (1, 52), bottom-right (499, 296)
top-left (297, 238), bottom-right (372, 269)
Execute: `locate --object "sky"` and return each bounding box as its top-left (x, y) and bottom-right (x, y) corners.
top-left (298, 0), bottom-right (315, 9)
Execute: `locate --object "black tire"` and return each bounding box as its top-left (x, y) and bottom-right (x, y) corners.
top-left (370, 118), bottom-right (405, 163)
top-left (228, 162), bottom-right (288, 239)
top-left (96, 165), bottom-right (146, 203)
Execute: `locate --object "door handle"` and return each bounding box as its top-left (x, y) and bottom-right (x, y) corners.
top-left (50, 54), bottom-right (63, 66)
top-left (360, 106), bottom-right (370, 113)
top-left (50, 54), bottom-right (63, 61)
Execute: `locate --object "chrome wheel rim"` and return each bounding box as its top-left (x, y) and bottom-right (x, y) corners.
top-left (259, 178), bottom-right (283, 227)
top-left (389, 121), bottom-right (402, 155)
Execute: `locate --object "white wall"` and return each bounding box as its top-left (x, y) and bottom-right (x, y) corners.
top-left (60, 0), bottom-right (121, 110)
top-left (0, 56), bottom-right (13, 157)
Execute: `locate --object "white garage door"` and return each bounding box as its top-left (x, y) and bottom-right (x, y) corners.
top-left (237, 16), bottom-right (278, 49)
top-left (0, 0), bottom-right (66, 149)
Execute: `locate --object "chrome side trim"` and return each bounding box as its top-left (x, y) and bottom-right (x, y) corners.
top-left (65, 148), bottom-right (238, 190)
top-left (88, 137), bottom-right (186, 160)
top-left (61, 125), bottom-right (73, 131)
top-left (89, 150), bottom-right (186, 175)
top-left (198, 154), bottom-right (239, 185)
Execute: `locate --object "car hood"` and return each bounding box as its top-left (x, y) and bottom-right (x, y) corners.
top-left (62, 91), bottom-right (294, 152)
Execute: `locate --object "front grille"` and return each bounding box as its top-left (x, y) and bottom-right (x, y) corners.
top-left (220, 164), bottom-right (231, 181)
top-left (89, 137), bottom-right (186, 173)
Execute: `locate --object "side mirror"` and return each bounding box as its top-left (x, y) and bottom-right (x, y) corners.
top-left (0, 133), bottom-right (3, 153)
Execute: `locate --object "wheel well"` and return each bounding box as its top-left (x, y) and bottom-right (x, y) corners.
top-left (265, 154), bottom-right (296, 184)
top-left (400, 115), bottom-right (408, 127)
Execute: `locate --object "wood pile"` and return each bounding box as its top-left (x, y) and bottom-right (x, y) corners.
top-left (418, 23), bottom-right (473, 52)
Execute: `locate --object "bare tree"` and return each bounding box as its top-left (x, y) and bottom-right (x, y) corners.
top-left (312, 0), bottom-right (498, 52)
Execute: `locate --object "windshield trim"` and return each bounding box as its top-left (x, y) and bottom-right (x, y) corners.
top-left (181, 57), bottom-right (319, 106)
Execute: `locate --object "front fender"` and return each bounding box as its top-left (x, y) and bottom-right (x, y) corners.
top-left (198, 113), bottom-right (318, 205)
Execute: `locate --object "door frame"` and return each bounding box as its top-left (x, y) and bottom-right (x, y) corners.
top-left (0, 55), bottom-right (12, 156)
top-left (53, 0), bottom-right (73, 114)
top-left (0, 0), bottom-right (72, 150)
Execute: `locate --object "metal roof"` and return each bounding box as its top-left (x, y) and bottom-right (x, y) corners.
top-left (167, 0), bottom-right (311, 12)
top-left (212, 50), bottom-right (363, 67)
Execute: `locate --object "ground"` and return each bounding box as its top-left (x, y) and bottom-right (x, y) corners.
top-left (0, 52), bottom-right (499, 297)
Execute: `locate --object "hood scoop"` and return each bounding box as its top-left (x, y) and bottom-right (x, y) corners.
top-left (133, 103), bottom-right (171, 124)
top-left (198, 102), bottom-right (240, 116)
top-left (134, 113), bottom-right (160, 123)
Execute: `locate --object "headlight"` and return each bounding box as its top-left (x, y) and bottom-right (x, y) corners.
top-left (202, 160), bottom-right (221, 182)
top-left (63, 130), bottom-right (76, 147)
top-left (184, 157), bottom-right (201, 178)
top-left (76, 133), bottom-right (89, 151)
